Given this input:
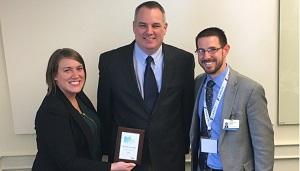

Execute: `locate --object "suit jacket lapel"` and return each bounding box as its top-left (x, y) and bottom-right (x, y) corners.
top-left (190, 74), bottom-right (206, 171)
top-left (191, 75), bottom-right (205, 143)
top-left (161, 44), bottom-right (181, 94)
top-left (194, 74), bottom-right (206, 129)
top-left (219, 70), bottom-right (238, 145)
top-left (57, 89), bottom-right (96, 158)
top-left (153, 44), bottom-right (175, 111)
top-left (124, 42), bottom-right (145, 103)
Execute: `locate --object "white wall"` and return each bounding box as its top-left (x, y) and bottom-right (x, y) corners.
top-left (0, 23), bottom-right (36, 170)
top-left (0, 0), bottom-right (298, 170)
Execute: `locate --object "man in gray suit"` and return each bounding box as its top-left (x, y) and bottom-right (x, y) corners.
top-left (190, 27), bottom-right (274, 171)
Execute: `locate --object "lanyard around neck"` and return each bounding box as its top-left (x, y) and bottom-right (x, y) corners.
top-left (203, 68), bottom-right (230, 130)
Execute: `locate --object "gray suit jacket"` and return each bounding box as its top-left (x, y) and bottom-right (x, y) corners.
top-left (190, 68), bottom-right (274, 171)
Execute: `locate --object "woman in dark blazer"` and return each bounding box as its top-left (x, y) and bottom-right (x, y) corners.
top-left (32, 48), bottom-right (135, 171)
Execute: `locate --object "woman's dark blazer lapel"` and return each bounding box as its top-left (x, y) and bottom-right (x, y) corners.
top-left (55, 89), bottom-right (97, 158)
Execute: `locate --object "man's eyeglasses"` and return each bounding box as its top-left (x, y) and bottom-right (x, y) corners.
top-left (195, 47), bottom-right (223, 56)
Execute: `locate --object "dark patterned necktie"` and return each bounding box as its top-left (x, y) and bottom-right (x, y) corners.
top-left (143, 56), bottom-right (158, 113)
top-left (199, 80), bottom-right (215, 169)
top-left (206, 80), bottom-right (215, 115)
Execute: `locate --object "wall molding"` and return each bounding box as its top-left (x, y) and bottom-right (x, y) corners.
top-left (0, 154), bottom-right (34, 171)
top-left (274, 143), bottom-right (299, 160)
top-left (0, 144), bottom-right (298, 170)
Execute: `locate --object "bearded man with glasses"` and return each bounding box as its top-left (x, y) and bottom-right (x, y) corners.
top-left (190, 27), bottom-right (274, 171)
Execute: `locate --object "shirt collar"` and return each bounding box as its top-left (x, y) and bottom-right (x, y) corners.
top-left (134, 42), bottom-right (162, 65)
top-left (206, 65), bottom-right (229, 87)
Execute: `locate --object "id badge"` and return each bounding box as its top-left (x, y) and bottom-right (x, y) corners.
top-left (223, 119), bottom-right (239, 130)
top-left (200, 137), bottom-right (218, 154)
